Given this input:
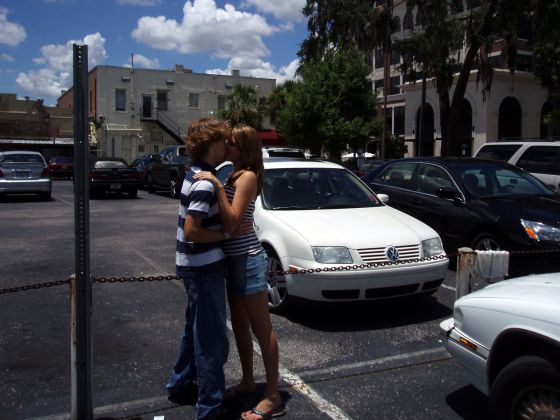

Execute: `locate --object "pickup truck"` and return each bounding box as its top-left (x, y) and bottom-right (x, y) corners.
top-left (147, 145), bottom-right (192, 198)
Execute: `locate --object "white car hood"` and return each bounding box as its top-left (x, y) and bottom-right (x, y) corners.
top-left (461, 274), bottom-right (560, 307)
top-left (269, 206), bottom-right (436, 248)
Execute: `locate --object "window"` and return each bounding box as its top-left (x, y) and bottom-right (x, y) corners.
top-left (416, 8), bottom-right (424, 26)
top-left (375, 49), bottom-right (384, 69)
top-left (418, 164), bottom-right (455, 195)
top-left (115, 88), bottom-right (126, 111)
top-left (394, 106), bottom-right (405, 135)
top-left (516, 54), bottom-right (532, 72)
top-left (157, 90), bottom-right (168, 111)
top-left (377, 163), bottom-right (417, 190)
top-left (517, 147), bottom-right (560, 175)
top-left (375, 79), bottom-right (384, 95)
top-left (452, 0), bottom-right (464, 13)
top-left (389, 76), bottom-right (400, 95)
top-left (403, 9), bottom-right (414, 30)
top-left (475, 144), bottom-right (522, 161)
top-left (218, 95), bottom-right (227, 110)
top-left (189, 92), bottom-right (199, 108)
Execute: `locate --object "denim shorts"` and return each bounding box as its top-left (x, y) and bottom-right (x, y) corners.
top-left (226, 252), bottom-right (268, 296)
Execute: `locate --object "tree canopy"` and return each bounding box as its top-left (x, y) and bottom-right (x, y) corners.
top-left (219, 84), bottom-right (265, 129)
top-left (276, 47), bottom-right (381, 159)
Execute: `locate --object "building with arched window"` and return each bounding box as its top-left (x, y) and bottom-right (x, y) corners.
top-left (372, 0), bottom-right (551, 157)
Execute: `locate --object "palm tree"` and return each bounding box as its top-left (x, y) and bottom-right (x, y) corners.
top-left (219, 85), bottom-right (264, 129)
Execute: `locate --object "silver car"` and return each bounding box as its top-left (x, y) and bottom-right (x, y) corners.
top-left (0, 151), bottom-right (52, 200)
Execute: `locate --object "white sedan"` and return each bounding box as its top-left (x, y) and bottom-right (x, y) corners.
top-left (248, 158), bottom-right (449, 309)
top-left (440, 273), bottom-right (560, 419)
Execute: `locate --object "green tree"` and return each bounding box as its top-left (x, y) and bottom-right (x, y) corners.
top-left (394, 0), bottom-right (532, 155)
top-left (267, 81), bottom-right (295, 126)
top-left (532, 0), bottom-right (560, 136)
top-left (277, 47), bottom-right (381, 159)
top-left (219, 84), bottom-right (264, 129)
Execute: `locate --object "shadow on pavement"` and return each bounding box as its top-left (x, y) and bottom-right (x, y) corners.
top-left (446, 384), bottom-right (489, 420)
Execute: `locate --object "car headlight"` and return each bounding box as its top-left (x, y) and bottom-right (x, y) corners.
top-left (312, 247), bottom-right (353, 264)
top-left (521, 219), bottom-right (560, 242)
top-left (422, 237), bottom-right (444, 257)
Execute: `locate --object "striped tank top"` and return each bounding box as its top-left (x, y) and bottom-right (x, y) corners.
top-left (222, 184), bottom-right (264, 256)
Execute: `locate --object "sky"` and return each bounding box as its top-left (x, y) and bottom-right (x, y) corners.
top-left (0, 0), bottom-right (308, 105)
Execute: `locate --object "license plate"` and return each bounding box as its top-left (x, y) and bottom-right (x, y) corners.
top-left (15, 171), bottom-right (29, 177)
top-left (110, 183), bottom-right (121, 189)
top-left (62, 165), bottom-right (69, 169)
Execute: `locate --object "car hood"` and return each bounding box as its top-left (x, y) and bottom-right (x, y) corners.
top-left (460, 273), bottom-right (560, 306)
top-left (478, 195), bottom-right (560, 227)
top-left (268, 206), bottom-right (438, 248)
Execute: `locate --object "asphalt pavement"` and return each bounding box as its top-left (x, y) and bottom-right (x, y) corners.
top-left (0, 181), bottom-right (489, 420)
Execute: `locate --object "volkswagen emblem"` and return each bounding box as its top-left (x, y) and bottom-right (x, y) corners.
top-left (385, 246), bottom-right (400, 262)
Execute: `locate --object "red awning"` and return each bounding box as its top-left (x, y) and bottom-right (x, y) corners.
top-left (259, 129), bottom-right (287, 147)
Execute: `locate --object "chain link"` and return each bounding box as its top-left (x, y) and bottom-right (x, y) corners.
top-left (1, 248), bottom-right (559, 295)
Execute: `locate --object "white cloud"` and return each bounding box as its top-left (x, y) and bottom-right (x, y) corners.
top-left (124, 53), bottom-right (160, 68)
top-left (240, 0), bottom-right (305, 23)
top-left (131, 0), bottom-right (277, 60)
top-left (118, 0), bottom-right (162, 5)
top-left (17, 33), bottom-right (107, 103)
top-left (0, 53), bottom-right (14, 61)
top-left (207, 57), bottom-right (300, 84)
top-left (0, 7), bottom-right (27, 46)
top-left (15, 68), bottom-right (71, 99)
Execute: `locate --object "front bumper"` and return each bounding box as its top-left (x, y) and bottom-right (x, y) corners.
top-left (0, 178), bottom-right (51, 194)
top-left (439, 318), bottom-right (489, 395)
top-left (281, 256), bottom-right (448, 301)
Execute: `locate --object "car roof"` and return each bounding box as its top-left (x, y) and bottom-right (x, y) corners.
top-left (380, 156), bottom-right (516, 168)
top-left (263, 158), bottom-right (344, 170)
top-left (0, 150), bottom-right (42, 155)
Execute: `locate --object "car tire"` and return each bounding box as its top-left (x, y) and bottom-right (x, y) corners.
top-left (489, 355), bottom-right (560, 420)
top-left (40, 191), bottom-right (51, 201)
top-left (147, 174), bottom-right (155, 194)
top-left (471, 231), bottom-right (504, 251)
top-left (128, 188), bottom-right (138, 198)
top-left (170, 176), bottom-right (180, 199)
top-left (264, 248), bottom-right (290, 311)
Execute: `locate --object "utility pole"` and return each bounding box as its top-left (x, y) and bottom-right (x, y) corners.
top-left (381, 0), bottom-right (393, 160)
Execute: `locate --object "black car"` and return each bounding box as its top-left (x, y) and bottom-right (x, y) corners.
top-left (89, 157), bottom-right (141, 198)
top-left (362, 157), bottom-right (560, 274)
top-left (131, 154), bottom-right (160, 188)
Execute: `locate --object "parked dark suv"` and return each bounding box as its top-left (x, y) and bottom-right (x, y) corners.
top-left (147, 145), bottom-right (192, 198)
top-left (131, 154), bottom-right (160, 189)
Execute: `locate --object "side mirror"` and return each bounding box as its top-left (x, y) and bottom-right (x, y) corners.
top-left (436, 188), bottom-right (460, 201)
top-left (377, 193), bottom-right (389, 203)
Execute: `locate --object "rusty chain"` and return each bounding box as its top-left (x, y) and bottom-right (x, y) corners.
top-left (1, 248), bottom-right (559, 295)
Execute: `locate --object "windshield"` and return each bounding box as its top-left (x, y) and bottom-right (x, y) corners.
top-left (262, 168), bottom-right (382, 210)
top-left (0, 153), bottom-right (45, 164)
top-left (456, 165), bottom-right (554, 197)
top-left (50, 156), bottom-right (73, 164)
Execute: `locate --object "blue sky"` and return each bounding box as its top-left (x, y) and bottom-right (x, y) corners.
top-left (0, 0), bottom-right (307, 105)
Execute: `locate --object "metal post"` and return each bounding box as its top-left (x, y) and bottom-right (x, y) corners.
top-left (456, 247), bottom-right (476, 300)
top-left (72, 43), bottom-right (92, 420)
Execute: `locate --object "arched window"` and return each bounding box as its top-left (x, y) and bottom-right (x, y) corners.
top-left (416, 103), bottom-right (434, 156)
top-left (403, 9), bottom-right (413, 30)
top-left (498, 97), bottom-right (522, 140)
top-left (416, 8), bottom-right (424, 26)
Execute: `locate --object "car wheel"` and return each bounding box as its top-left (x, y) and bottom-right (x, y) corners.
top-left (128, 188), bottom-right (138, 198)
top-left (489, 355), bottom-right (560, 420)
top-left (471, 231), bottom-right (504, 251)
top-left (170, 176), bottom-right (180, 199)
top-left (147, 174), bottom-right (155, 194)
top-left (264, 249), bottom-right (289, 311)
top-left (40, 191), bottom-right (51, 201)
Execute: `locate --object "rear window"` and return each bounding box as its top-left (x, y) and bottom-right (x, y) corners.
top-left (516, 146), bottom-right (560, 174)
top-left (94, 160), bottom-right (128, 169)
top-left (0, 153), bottom-right (45, 164)
top-left (474, 144), bottom-right (522, 162)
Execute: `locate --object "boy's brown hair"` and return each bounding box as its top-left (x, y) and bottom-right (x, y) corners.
top-left (185, 118), bottom-right (230, 160)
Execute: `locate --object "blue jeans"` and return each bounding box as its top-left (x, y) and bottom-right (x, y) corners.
top-left (167, 270), bottom-right (229, 420)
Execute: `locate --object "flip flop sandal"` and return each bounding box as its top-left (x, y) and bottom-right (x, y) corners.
top-left (241, 405), bottom-right (286, 419)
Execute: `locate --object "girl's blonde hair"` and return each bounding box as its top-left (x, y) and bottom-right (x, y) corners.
top-left (228, 124), bottom-right (264, 196)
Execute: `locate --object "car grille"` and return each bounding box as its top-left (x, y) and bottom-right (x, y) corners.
top-left (357, 244), bottom-right (421, 264)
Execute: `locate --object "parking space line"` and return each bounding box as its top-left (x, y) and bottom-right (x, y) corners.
top-left (299, 347), bottom-right (449, 380)
top-left (226, 320), bottom-right (352, 420)
top-left (440, 284), bottom-right (456, 291)
top-left (132, 249), bottom-right (168, 273)
top-left (52, 195), bottom-right (73, 206)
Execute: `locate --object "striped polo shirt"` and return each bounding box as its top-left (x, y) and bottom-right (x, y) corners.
top-left (176, 160), bottom-right (225, 275)
top-left (222, 184), bottom-right (264, 256)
